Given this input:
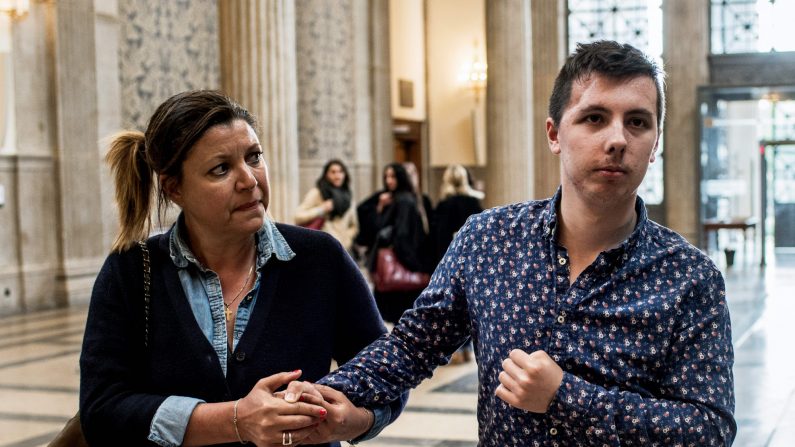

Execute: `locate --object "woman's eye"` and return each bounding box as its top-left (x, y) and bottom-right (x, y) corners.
top-left (210, 164), bottom-right (228, 176)
top-left (246, 151), bottom-right (263, 165)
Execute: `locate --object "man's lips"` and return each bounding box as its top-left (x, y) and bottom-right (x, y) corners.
top-left (594, 166), bottom-right (627, 178)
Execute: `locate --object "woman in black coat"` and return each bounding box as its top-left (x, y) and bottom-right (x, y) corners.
top-left (431, 164), bottom-right (484, 265)
top-left (370, 163), bottom-right (432, 323)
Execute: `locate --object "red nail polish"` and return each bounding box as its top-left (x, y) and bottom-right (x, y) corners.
top-left (319, 408), bottom-right (327, 416)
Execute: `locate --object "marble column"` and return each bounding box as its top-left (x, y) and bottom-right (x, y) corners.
top-left (663, 0), bottom-right (709, 243)
top-left (218, 0), bottom-right (299, 224)
top-left (51, 0), bottom-right (106, 305)
top-left (531, 0), bottom-right (566, 199)
top-left (366, 0), bottom-right (392, 197)
top-left (484, 0), bottom-right (534, 207)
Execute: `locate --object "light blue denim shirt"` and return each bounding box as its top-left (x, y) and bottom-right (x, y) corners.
top-left (148, 217), bottom-right (389, 446)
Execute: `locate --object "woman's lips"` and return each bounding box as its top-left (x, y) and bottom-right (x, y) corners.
top-left (235, 200), bottom-right (260, 211)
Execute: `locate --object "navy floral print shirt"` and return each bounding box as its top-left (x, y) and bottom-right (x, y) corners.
top-left (321, 190), bottom-right (735, 446)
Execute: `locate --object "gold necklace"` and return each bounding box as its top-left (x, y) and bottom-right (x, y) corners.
top-left (224, 262), bottom-right (255, 322)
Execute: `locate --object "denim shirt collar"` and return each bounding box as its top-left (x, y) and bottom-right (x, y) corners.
top-left (169, 215), bottom-right (296, 270)
top-left (541, 186), bottom-right (649, 257)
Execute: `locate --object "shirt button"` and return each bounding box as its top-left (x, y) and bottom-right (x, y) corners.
top-left (549, 427), bottom-right (558, 435)
top-left (557, 315), bottom-right (565, 324)
top-left (235, 351), bottom-right (246, 362)
top-left (557, 257), bottom-right (567, 265)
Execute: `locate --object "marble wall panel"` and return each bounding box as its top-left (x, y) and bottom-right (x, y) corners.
top-left (295, 0), bottom-right (356, 162)
top-left (119, 0), bottom-right (220, 130)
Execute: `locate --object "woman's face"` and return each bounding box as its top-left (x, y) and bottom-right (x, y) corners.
top-left (325, 163), bottom-right (346, 188)
top-left (164, 119), bottom-right (269, 242)
top-left (384, 167), bottom-right (397, 191)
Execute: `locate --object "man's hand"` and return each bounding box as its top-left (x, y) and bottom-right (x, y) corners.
top-left (298, 384), bottom-right (374, 444)
top-left (495, 349), bottom-right (563, 413)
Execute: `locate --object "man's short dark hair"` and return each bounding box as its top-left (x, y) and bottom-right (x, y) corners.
top-left (548, 40), bottom-right (666, 129)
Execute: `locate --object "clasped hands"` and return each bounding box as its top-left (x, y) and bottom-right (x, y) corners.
top-left (235, 370), bottom-right (372, 446)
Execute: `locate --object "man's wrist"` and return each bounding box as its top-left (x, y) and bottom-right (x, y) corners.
top-left (348, 407), bottom-right (374, 445)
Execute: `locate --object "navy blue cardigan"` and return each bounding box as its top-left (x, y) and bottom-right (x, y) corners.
top-left (79, 224), bottom-right (405, 446)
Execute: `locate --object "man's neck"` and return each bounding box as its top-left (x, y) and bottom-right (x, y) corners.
top-left (556, 190), bottom-right (638, 257)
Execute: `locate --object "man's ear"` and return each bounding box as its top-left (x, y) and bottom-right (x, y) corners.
top-left (160, 175), bottom-right (181, 206)
top-left (650, 133), bottom-right (661, 163)
top-left (546, 118), bottom-right (561, 155)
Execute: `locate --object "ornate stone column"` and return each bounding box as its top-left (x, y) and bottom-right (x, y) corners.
top-left (484, 0), bottom-right (534, 207)
top-left (218, 0), bottom-right (299, 223)
top-left (663, 0), bottom-right (709, 243)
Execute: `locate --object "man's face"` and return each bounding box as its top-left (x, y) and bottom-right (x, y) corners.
top-left (546, 73), bottom-right (660, 207)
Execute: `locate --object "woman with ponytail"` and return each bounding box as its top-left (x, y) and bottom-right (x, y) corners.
top-left (80, 90), bottom-right (405, 446)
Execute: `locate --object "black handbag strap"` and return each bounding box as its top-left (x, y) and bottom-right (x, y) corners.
top-left (138, 240), bottom-right (151, 348)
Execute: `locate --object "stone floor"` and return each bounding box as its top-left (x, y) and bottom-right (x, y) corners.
top-left (0, 253), bottom-right (793, 446)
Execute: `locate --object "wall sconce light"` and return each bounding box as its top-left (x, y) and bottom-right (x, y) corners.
top-left (461, 40), bottom-right (487, 104)
top-left (0, 0), bottom-right (29, 19)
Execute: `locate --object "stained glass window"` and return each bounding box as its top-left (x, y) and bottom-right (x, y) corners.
top-left (711, 0), bottom-right (795, 54)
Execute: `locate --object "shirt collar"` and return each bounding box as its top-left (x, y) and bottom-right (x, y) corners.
top-left (169, 215), bottom-right (296, 270)
top-left (541, 186), bottom-right (649, 256)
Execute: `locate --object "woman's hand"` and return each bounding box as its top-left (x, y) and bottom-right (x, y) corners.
top-left (321, 199), bottom-right (334, 214)
top-left (236, 371), bottom-right (328, 446)
top-left (298, 384), bottom-right (375, 444)
top-left (376, 192), bottom-right (392, 213)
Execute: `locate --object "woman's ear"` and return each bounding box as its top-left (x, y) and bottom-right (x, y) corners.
top-left (160, 174), bottom-right (181, 205)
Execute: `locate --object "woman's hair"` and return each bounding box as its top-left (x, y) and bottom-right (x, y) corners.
top-left (383, 162), bottom-right (413, 194)
top-left (440, 164), bottom-right (484, 200)
top-left (384, 162), bottom-right (429, 233)
top-left (105, 90), bottom-right (257, 252)
top-left (317, 158), bottom-right (350, 191)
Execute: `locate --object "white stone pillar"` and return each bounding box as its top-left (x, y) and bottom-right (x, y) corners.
top-left (663, 0), bottom-right (709, 243)
top-left (530, 0), bottom-right (566, 199)
top-left (218, 0), bottom-right (299, 224)
top-left (52, 0), bottom-right (106, 305)
top-left (484, 0), bottom-right (534, 207)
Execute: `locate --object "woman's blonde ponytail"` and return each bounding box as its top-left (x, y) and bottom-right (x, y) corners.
top-left (105, 131), bottom-right (153, 252)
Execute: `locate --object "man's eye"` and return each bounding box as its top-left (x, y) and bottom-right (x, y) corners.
top-left (585, 114), bottom-right (602, 123)
top-left (629, 118), bottom-right (648, 128)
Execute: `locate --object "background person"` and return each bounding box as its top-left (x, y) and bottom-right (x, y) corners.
top-left (431, 164), bottom-right (484, 266)
top-left (370, 162), bottom-right (432, 323)
top-left (294, 159), bottom-right (358, 252)
top-left (80, 90), bottom-right (404, 446)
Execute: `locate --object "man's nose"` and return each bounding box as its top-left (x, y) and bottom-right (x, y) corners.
top-left (605, 121), bottom-right (627, 154)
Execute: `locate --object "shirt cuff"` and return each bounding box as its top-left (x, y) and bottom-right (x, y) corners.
top-left (348, 404), bottom-right (391, 444)
top-left (546, 372), bottom-right (608, 441)
top-left (147, 395), bottom-right (204, 447)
